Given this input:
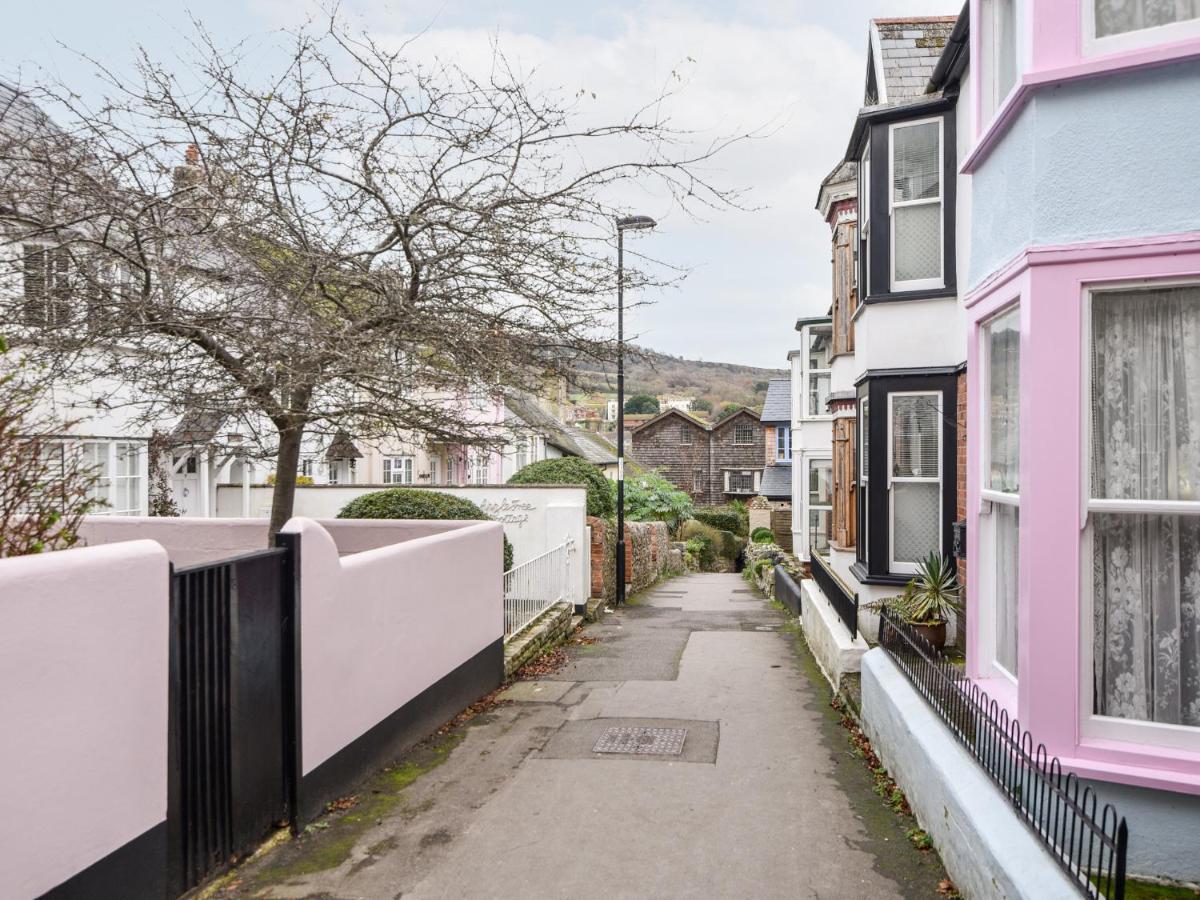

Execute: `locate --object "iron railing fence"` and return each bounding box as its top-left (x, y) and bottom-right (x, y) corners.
top-left (503, 536), bottom-right (574, 640)
top-left (877, 609), bottom-right (1128, 900)
top-left (809, 549), bottom-right (858, 639)
top-left (774, 566), bottom-right (803, 617)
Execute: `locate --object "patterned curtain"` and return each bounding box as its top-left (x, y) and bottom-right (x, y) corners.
top-left (1095, 0), bottom-right (1200, 38)
top-left (1091, 287), bottom-right (1200, 726)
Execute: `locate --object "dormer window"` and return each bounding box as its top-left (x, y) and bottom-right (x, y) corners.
top-left (890, 118), bottom-right (943, 291)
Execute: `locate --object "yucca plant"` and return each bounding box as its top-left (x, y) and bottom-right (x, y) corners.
top-left (901, 552), bottom-right (962, 624)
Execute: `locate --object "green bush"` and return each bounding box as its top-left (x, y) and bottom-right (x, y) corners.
top-left (694, 508), bottom-right (742, 535)
top-left (624, 469), bottom-right (694, 532)
top-left (337, 488), bottom-right (513, 570)
top-left (507, 457), bottom-right (615, 518)
top-left (680, 519), bottom-right (722, 569)
top-left (750, 526), bottom-right (775, 544)
top-left (752, 557), bottom-right (773, 577)
top-left (717, 528), bottom-right (744, 561)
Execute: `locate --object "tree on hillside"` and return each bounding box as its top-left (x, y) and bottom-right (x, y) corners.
top-left (624, 394), bottom-right (661, 415)
top-left (0, 19), bottom-right (747, 535)
top-left (690, 397), bottom-right (713, 414)
top-left (715, 402), bottom-right (743, 423)
top-left (753, 380), bottom-right (770, 392)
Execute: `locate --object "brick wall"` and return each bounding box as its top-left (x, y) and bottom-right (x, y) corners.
top-left (588, 516), bottom-right (670, 600)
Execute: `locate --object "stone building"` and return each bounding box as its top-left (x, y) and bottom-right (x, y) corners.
top-left (629, 407), bottom-right (763, 507)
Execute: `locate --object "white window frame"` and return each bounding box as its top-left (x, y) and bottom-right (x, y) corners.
top-left (383, 455), bottom-right (414, 485)
top-left (775, 425), bottom-right (791, 462)
top-left (1079, 279), bottom-right (1200, 752)
top-left (724, 469), bottom-right (760, 495)
top-left (860, 397), bottom-right (870, 559)
top-left (807, 455), bottom-right (833, 558)
top-left (801, 324), bottom-right (833, 420)
top-left (980, 0), bottom-right (1021, 126)
top-left (887, 391), bottom-right (943, 574)
top-left (470, 451), bottom-right (490, 485)
top-left (82, 439), bottom-right (146, 515)
top-left (733, 423), bottom-right (755, 446)
top-left (860, 146), bottom-right (871, 298)
top-left (979, 302), bottom-right (1022, 685)
top-left (888, 117), bottom-right (945, 293)
top-left (1083, 0), bottom-right (1200, 57)
top-left (513, 439), bottom-right (530, 472)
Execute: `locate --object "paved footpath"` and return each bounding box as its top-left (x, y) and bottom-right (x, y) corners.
top-left (237, 574), bottom-right (947, 899)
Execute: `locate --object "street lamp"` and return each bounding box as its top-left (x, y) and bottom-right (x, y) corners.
top-left (615, 214), bottom-right (656, 605)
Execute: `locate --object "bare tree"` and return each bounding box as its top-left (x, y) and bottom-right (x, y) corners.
top-left (0, 16), bottom-right (746, 535)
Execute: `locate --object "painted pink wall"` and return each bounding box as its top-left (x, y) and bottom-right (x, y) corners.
top-left (280, 518), bottom-right (503, 775)
top-left (964, 232), bottom-right (1200, 795)
top-left (964, 0), bottom-right (1200, 172)
top-left (0, 541), bottom-right (168, 899)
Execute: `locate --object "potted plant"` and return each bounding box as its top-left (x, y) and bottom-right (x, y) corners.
top-left (870, 552), bottom-right (962, 651)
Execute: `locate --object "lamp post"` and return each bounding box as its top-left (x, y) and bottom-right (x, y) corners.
top-left (615, 214), bottom-right (656, 605)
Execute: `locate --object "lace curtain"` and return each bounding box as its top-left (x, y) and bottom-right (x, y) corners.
top-left (1091, 287), bottom-right (1200, 727)
top-left (1095, 0), bottom-right (1200, 38)
top-left (995, 505), bottom-right (1020, 676)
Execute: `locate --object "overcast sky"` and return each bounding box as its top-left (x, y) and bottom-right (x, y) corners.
top-left (1, 0), bottom-right (957, 369)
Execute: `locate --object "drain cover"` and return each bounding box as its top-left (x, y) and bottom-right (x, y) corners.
top-left (592, 726), bottom-right (688, 755)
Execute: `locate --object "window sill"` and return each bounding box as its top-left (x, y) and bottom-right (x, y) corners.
top-left (848, 562), bottom-right (911, 586)
top-left (862, 287), bottom-right (957, 305)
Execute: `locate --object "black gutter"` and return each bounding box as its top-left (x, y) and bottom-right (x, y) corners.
top-left (930, 3), bottom-right (970, 92)
top-left (843, 93), bottom-right (954, 161)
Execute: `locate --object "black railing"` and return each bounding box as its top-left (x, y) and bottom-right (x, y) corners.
top-left (774, 566), bottom-right (802, 616)
top-left (878, 609), bottom-right (1127, 900)
top-left (809, 549), bottom-right (859, 639)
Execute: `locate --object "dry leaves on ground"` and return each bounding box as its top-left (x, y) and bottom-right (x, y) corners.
top-left (326, 795), bottom-right (359, 812)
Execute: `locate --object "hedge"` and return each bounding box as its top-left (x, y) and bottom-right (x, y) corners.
top-left (337, 488), bottom-right (513, 570)
top-left (693, 508), bottom-right (742, 536)
top-left (507, 457), bottom-right (615, 518)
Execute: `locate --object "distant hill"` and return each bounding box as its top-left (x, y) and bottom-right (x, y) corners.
top-left (572, 347), bottom-right (787, 412)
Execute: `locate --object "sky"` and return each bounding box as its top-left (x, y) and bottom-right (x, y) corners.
top-left (0, 0), bottom-right (958, 369)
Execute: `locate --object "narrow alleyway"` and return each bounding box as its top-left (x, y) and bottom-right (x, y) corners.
top-left (236, 574), bottom-right (948, 899)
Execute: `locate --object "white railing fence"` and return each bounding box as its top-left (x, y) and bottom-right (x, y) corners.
top-left (503, 535), bottom-right (575, 640)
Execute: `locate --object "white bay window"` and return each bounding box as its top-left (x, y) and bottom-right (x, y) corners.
top-left (1086, 284), bottom-right (1200, 736)
top-left (809, 458), bottom-right (833, 556)
top-left (888, 392), bottom-right (942, 572)
top-left (889, 119), bottom-right (943, 291)
top-left (982, 305), bottom-right (1021, 679)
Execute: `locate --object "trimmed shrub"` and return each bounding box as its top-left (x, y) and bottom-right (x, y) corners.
top-left (337, 488), bottom-right (513, 570)
top-left (750, 526), bottom-right (775, 544)
top-left (508, 457), bottom-right (615, 518)
top-left (693, 508), bottom-right (742, 536)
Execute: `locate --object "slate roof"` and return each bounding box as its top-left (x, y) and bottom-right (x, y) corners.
top-left (325, 430), bottom-right (363, 460)
top-left (169, 409), bottom-right (228, 446)
top-left (760, 464), bottom-right (792, 500)
top-left (760, 379), bottom-right (791, 424)
top-left (504, 392), bottom-right (616, 465)
top-left (870, 16), bottom-right (958, 104)
top-left (0, 80), bottom-right (57, 141)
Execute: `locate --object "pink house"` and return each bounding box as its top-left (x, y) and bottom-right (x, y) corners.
top-left (954, 0), bottom-right (1200, 881)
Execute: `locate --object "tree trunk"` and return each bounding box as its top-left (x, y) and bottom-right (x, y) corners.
top-left (269, 423), bottom-right (304, 539)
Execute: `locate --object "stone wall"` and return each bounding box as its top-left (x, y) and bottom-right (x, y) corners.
top-left (588, 516), bottom-right (672, 600)
top-left (504, 602), bottom-right (573, 677)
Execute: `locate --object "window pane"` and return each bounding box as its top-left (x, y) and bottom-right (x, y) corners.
top-left (891, 394), bottom-right (940, 479)
top-left (809, 509), bottom-right (831, 554)
top-left (1091, 286), bottom-right (1200, 501)
top-left (996, 0), bottom-right (1017, 99)
top-left (892, 122), bottom-right (940, 203)
top-left (808, 373), bottom-right (831, 416)
top-left (994, 504), bottom-right (1020, 675)
top-left (893, 202), bottom-right (942, 282)
top-left (893, 481), bottom-right (940, 563)
top-left (987, 307), bottom-right (1020, 492)
top-left (809, 460), bottom-right (832, 506)
top-left (1095, 0), bottom-right (1200, 37)
top-left (861, 400), bottom-right (870, 482)
top-left (1092, 512), bottom-right (1200, 726)
top-left (808, 327), bottom-right (832, 369)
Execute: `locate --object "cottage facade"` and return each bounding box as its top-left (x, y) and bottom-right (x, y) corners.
top-left (630, 407), bottom-right (763, 506)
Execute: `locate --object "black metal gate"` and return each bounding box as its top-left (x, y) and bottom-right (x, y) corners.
top-left (167, 534), bottom-right (300, 894)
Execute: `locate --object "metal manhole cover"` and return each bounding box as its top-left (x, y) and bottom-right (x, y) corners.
top-left (592, 726), bottom-right (688, 755)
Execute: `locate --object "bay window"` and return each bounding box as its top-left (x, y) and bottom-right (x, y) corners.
top-left (982, 0), bottom-right (1018, 121)
top-left (809, 458), bottom-right (833, 556)
top-left (888, 393), bottom-right (942, 572)
top-left (860, 398), bottom-right (870, 558)
top-left (859, 147), bottom-right (871, 298)
top-left (776, 426), bottom-right (791, 462)
top-left (1086, 283), bottom-right (1200, 734)
top-left (806, 325), bottom-right (832, 418)
top-left (889, 119), bottom-right (943, 291)
top-left (982, 305), bottom-right (1021, 679)
top-left (1090, 0), bottom-right (1200, 42)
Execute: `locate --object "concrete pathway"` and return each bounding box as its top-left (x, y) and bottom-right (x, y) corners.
top-left (237, 574), bottom-right (947, 899)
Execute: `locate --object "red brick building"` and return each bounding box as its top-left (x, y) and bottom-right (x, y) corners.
top-left (629, 408), bottom-right (764, 507)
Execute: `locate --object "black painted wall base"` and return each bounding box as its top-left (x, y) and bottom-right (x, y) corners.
top-left (40, 820), bottom-right (166, 900)
top-left (296, 638), bottom-right (504, 825)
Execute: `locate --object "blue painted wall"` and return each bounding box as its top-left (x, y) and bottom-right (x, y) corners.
top-left (969, 57), bottom-right (1200, 288)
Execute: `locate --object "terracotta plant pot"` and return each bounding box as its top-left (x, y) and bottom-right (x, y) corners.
top-left (909, 620), bottom-right (947, 651)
